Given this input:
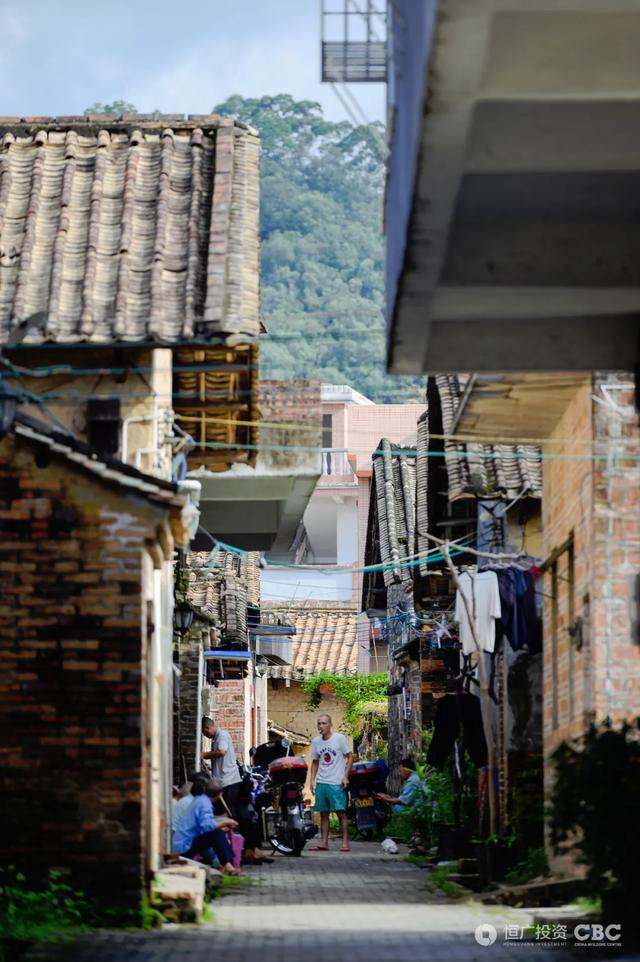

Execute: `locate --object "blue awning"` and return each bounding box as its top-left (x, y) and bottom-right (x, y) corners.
top-left (204, 650), bottom-right (251, 660)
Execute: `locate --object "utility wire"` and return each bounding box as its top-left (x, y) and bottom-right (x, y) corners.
top-left (191, 440), bottom-right (638, 462)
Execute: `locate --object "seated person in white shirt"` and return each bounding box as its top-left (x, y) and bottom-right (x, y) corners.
top-left (172, 775), bottom-right (242, 876)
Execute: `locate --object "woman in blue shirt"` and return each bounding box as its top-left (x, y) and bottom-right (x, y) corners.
top-left (375, 757), bottom-right (423, 813)
top-left (172, 776), bottom-right (242, 875)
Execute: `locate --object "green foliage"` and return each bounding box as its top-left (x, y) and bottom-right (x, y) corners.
top-left (388, 729), bottom-right (478, 847)
top-left (213, 94), bottom-right (423, 402)
top-left (385, 809), bottom-right (413, 841)
top-left (83, 100), bottom-right (138, 116)
top-left (504, 846), bottom-right (549, 885)
top-left (0, 868), bottom-right (89, 942)
top-left (429, 864), bottom-right (466, 899)
top-left (302, 672), bottom-right (387, 735)
top-left (0, 867), bottom-right (165, 943)
top-left (549, 719), bottom-right (640, 897)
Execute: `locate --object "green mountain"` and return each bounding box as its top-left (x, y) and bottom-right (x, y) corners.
top-left (84, 96), bottom-right (423, 401)
top-left (214, 95), bottom-right (423, 402)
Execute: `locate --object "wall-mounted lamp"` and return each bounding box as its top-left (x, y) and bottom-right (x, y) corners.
top-left (174, 601), bottom-right (195, 636)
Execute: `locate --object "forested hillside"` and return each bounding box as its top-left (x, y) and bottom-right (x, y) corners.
top-left (85, 96), bottom-right (422, 401)
top-left (214, 95), bottom-right (422, 401)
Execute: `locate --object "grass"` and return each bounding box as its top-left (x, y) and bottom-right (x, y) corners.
top-left (219, 874), bottom-right (253, 892)
top-left (428, 865), bottom-right (467, 900)
top-left (405, 854), bottom-right (431, 868)
top-left (575, 895), bottom-right (602, 914)
top-left (0, 866), bottom-right (166, 948)
top-left (504, 846), bottom-right (549, 885)
top-left (202, 903), bottom-right (216, 923)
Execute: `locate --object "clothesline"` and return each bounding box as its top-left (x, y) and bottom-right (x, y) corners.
top-left (418, 530), bottom-right (528, 563)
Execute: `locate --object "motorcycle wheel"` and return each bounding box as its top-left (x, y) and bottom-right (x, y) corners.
top-left (269, 829), bottom-right (305, 856)
top-left (290, 828), bottom-right (305, 856)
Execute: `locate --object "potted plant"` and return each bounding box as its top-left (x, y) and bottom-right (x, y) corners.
top-left (549, 719), bottom-right (640, 929)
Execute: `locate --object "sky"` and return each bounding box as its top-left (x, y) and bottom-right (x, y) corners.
top-left (0, 0), bottom-right (386, 123)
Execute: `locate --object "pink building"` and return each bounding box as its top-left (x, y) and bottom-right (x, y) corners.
top-left (261, 385), bottom-right (424, 618)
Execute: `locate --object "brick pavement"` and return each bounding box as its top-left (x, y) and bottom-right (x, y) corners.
top-left (26, 841), bottom-right (624, 962)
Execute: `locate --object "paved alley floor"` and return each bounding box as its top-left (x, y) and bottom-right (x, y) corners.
top-left (27, 841), bottom-right (631, 962)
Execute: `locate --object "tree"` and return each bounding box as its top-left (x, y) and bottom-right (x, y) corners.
top-left (83, 100), bottom-right (139, 116)
top-left (214, 95), bottom-right (423, 402)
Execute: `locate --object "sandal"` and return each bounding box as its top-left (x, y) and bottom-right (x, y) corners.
top-left (309, 845), bottom-right (329, 851)
top-left (340, 845), bottom-right (351, 852)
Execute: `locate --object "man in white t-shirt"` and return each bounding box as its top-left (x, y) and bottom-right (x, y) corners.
top-left (309, 713), bottom-right (352, 852)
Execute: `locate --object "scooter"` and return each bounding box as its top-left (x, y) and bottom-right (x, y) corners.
top-left (348, 759), bottom-right (390, 839)
top-left (249, 741), bottom-right (316, 856)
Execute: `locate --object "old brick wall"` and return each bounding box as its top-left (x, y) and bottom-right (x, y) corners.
top-left (0, 437), bottom-right (167, 907)
top-left (542, 376), bottom-right (640, 873)
top-left (174, 628), bottom-right (203, 782)
top-left (542, 379), bottom-right (594, 756)
top-left (267, 680), bottom-right (350, 768)
top-left (591, 375), bottom-right (640, 723)
top-left (203, 679), bottom-right (247, 759)
top-left (543, 376), bottom-right (640, 757)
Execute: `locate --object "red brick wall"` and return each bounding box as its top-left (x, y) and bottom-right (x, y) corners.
top-left (542, 376), bottom-right (640, 872)
top-left (591, 376), bottom-right (640, 723)
top-left (0, 436), bottom-right (166, 908)
top-left (542, 379), bottom-right (594, 754)
top-left (210, 679), bottom-right (246, 757)
top-left (543, 377), bottom-right (640, 760)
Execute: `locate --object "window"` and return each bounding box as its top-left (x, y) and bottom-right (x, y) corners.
top-left (322, 413), bottom-right (333, 473)
top-left (86, 399), bottom-right (120, 458)
top-left (547, 533), bottom-right (575, 730)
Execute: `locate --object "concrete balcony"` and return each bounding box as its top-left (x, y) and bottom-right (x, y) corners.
top-left (319, 448), bottom-right (356, 481)
top-left (386, 0), bottom-right (640, 374)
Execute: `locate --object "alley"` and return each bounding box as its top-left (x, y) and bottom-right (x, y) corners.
top-left (27, 842), bottom-right (585, 962)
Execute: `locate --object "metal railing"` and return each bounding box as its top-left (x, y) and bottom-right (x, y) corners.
top-left (321, 0), bottom-right (387, 83)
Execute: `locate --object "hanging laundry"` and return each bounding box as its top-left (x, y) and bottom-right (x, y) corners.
top-left (522, 569), bottom-right (543, 653)
top-left (426, 691), bottom-right (488, 770)
top-left (493, 567), bottom-right (518, 650)
top-left (454, 570), bottom-right (502, 654)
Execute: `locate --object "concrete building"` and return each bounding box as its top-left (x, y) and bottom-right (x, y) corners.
top-left (384, 0), bottom-right (640, 374)
top-left (261, 384), bottom-right (423, 606)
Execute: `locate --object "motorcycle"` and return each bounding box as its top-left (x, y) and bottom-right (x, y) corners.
top-left (348, 759), bottom-right (390, 839)
top-left (249, 741), bottom-right (316, 856)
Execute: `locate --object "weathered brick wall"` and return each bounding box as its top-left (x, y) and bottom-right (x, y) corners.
top-left (542, 380), bottom-right (594, 755)
top-left (542, 376), bottom-right (640, 873)
top-left (174, 628), bottom-right (203, 781)
top-left (0, 436), bottom-right (166, 907)
top-left (543, 376), bottom-right (640, 758)
top-left (591, 375), bottom-right (640, 723)
top-left (205, 679), bottom-right (246, 758)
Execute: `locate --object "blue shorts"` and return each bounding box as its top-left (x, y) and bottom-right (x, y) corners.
top-left (314, 783), bottom-right (347, 813)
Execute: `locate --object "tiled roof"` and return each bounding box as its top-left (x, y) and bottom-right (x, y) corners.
top-left (370, 440), bottom-right (416, 588)
top-left (13, 411), bottom-right (183, 507)
top-left (0, 115), bottom-right (259, 345)
top-left (434, 375), bottom-right (543, 501)
top-left (185, 549), bottom-right (260, 643)
top-left (263, 604), bottom-right (359, 679)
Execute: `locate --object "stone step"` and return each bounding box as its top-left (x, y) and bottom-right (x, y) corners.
top-left (447, 872), bottom-right (483, 892)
